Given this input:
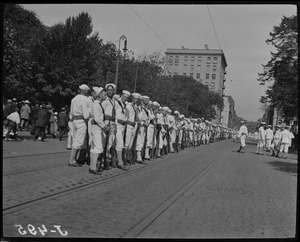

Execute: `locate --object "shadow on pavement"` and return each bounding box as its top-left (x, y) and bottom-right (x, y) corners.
top-left (267, 160), bottom-right (298, 174)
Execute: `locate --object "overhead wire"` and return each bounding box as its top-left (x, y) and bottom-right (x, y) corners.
top-left (206, 5), bottom-right (244, 118)
top-left (128, 4), bottom-right (169, 48)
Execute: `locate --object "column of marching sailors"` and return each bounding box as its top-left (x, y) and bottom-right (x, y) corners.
top-left (67, 84), bottom-right (236, 175)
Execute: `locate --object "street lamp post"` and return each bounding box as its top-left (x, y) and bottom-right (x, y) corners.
top-left (115, 35), bottom-right (128, 92)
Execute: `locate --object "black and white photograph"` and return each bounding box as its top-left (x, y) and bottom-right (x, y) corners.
top-left (2, 3), bottom-right (298, 239)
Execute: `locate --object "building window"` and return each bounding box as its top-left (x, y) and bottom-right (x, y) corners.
top-left (175, 56), bottom-right (179, 64)
top-left (205, 82), bottom-right (209, 85)
top-left (198, 56), bottom-right (202, 62)
top-left (190, 64), bottom-right (194, 71)
top-left (206, 65), bottom-right (210, 71)
top-left (183, 73), bottom-right (186, 76)
top-left (190, 73), bottom-right (193, 77)
top-left (213, 56), bottom-right (218, 63)
top-left (211, 82), bottom-right (215, 89)
top-left (206, 74), bottom-right (209, 79)
top-left (175, 63), bottom-right (179, 67)
top-left (212, 65), bottom-right (217, 71)
top-left (191, 56), bottom-right (195, 62)
top-left (184, 56), bottom-right (188, 62)
top-left (212, 74), bottom-right (216, 79)
top-left (184, 63), bottom-right (187, 67)
top-left (197, 65), bottom-right (201, 70)
top-left (207, 56), bottom-right (211, 64)
top-left (196, 73), bottom-right (200, 79)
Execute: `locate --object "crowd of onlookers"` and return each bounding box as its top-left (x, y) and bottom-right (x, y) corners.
top-left (3, 98), bottom-right (70, 141)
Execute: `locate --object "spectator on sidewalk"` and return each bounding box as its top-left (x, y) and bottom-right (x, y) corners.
top-left (34, 104), bottom-right (50, 142)
top-left (57, 107), bottom-right (69, 141)
top-left (30, 103), bottom-right (40, 135)
top-left (5, 107), bottom-right (21, 141)
top-left (20, 100), bottom-right (31, 131)
top-left (46, 105), bottom-right (56, 138)
top-left (53, 112), bottom-right (59, 137)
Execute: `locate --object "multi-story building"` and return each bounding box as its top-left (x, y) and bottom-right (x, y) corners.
top-left (221, 95), bottom-right (236, 128)
top-left (164, 47), bottom-right (227, 96)
top-left (164, 47), bottom-right (228, 123)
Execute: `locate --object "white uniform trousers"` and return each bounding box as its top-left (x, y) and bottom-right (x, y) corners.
top-left (158, 128), bottom-right (166, 149)
top-left (266, 138), bottom-right (272, 150)
top-left (240, 134), bottom-right (247, 147)
top-left (107, 121), bottom-right (116, 149)
top-left (280, 142), bottom-right (289, 153)
top-left (88, 119), bottom-right (92, 146)
top-left (189, 131), bottom-right (194, 142)
top-left (169, 129), bottom-right (176, 147)
top-left (90, 124), bottom-right (105, 155)
top-left (146, 124), bottom-right (155, 148)
top-left (67, 121), bottom-right (73, 149)
top-left (178, 129), bottom-right (183, 144)
top-left (136, 125), bottom-right (146, 151)
top-left (72, 120), bottom-right (87, 150)
top-left (115, 123), bottom-right (126, 151)
top-left (124, 124), bottom-right (137, 150)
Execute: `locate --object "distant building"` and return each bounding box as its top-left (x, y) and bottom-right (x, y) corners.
top-left (221, 95), bottom-right (236, 128)
top-left (164, 47), bottom-right (227, 96)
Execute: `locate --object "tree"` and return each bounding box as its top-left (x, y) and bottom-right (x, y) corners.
top-left (257, 15), bottom-right (298, 122)
top-left (3, 4), bottom-right (47, 100)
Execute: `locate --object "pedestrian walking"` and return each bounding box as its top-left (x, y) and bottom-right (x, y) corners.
top-left (5, 107), bottom-right (20, 141)
top-left (237, 120), bottom-right (248, 153)
top-left (279, 125), bottom-right (295, 159)
top-left (265, 124), bottom-right (274, 152)
top-left (256, 121), bottom-right (266, 155)
top-left (270, 124), bottom-right (281, 156)
top-left (34, 104), bottom-right (50, 142)
top-left (20, 100), bottom-right (31, 131)
top-left (57, 107), bottom-right (69, 140)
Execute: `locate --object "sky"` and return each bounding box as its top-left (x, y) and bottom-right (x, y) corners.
top-left (21, 4), bottom-right (297, 122)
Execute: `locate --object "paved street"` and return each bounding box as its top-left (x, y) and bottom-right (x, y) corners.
top-left (2, 137), bottom-right (297, 239)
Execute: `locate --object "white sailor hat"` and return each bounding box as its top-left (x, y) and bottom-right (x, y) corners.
top-left (167, 108), bottom-right (172, 113)
top-left (261, 121), bottom-right (266, 124)
top-left (148, 100), bottom-right (153, 105)
top-left (131, 93), bottom-right (141, 99)
top-left (174, 110), bottom-right (179, 115)
top-left (122, 90), bottom-right (131, 97)
top-left (54, 112), bottom-right (58, 115)
top-left (105, 83), bottom-right (116, 90)
top-left (152, 101), bottom-right (159, 107)
top-left (95, 87), bottom-right (105, 96)
top-left (24, 100), bottom-right (30, 104)
top-left (162, 106), bottom-right (169, 111)
top-left (141, 95), bottom-right (150, 101)
top-left (79, 84), bottom-right (90, 91)
top-left (113, 94), bottom-right (120, 100)
top-left (179, 114), bottom-right (185, 119)
top-left (240, 120), bottom-right (245, 123)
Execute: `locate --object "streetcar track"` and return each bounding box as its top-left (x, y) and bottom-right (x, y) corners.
top-left (122, 149), bottom-right (230, 238)
top-left (3, 163), bottom-right (68, 176)
top-left (3, 150), bottom-right (70, 159)
top-left (3, 141), bottom-right (232, 216)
